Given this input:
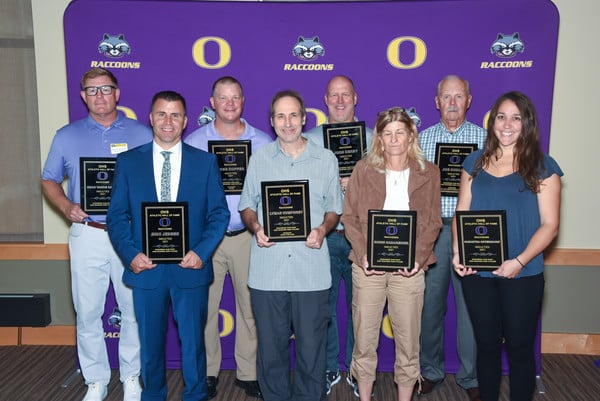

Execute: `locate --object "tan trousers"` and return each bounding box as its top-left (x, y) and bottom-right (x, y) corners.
top-left (350, 263), bottom-right (424, 387)
top-left (205, 231), bottom-right (257, 380)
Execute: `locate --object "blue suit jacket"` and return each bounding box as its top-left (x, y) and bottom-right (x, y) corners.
top-left (107, 141), bottom-right (230, 289)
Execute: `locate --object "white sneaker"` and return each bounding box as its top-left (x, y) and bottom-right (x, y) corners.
top-left (123, 375), bottom-right (142, 401)
top-left (82, 382), bottom-right (107, 401)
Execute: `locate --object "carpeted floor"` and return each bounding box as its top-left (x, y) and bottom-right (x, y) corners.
top-left (0, 346), bottom-right (598, 401)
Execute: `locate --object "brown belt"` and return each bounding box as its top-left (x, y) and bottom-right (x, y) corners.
top-left (80, 221), bottom-right (107, 231)
top-left (334, 229), bottom-right (345, 235)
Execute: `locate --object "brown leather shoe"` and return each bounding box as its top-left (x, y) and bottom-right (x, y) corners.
top-left (466, 387), bottom-right (482, 401)
top-left (415, 377), bottom-right (444, 395)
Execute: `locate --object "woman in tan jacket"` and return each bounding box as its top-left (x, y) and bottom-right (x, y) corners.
top-left (342, 107), bottom-right (442, 401)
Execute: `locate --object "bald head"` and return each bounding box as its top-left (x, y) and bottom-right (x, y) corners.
top-left (325, 75), bottom-right (358, 124)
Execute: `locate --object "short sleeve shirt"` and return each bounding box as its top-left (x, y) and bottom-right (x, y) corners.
top-left (238, 139), bottom-right (343, 291)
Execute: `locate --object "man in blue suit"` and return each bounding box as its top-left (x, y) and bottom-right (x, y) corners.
top-left (107, 90), bottom-right (230, 401)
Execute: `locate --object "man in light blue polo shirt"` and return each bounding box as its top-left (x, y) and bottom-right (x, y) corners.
top-left (239, 90), bottom-right (343, 401)
top-left (42, 67), bottom-right (151, 401)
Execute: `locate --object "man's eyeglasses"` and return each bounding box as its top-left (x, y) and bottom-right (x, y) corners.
top-left (83, 85), bottom-right (117, 96)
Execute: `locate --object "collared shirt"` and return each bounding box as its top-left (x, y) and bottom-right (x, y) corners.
top-left (42, 113), bottom-right (152, 222)
top-left (419, 120), bottom-right (486, 218)
top-left (152, 141), bottom-right (182, 202)
top-left (184, 118), bottom-right (273, 231)
top-left (238, 139), bottom-right (343, 291)
top-left (303, 118), bottom-right (374, 230)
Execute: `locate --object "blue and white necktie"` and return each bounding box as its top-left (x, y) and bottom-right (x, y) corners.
top-left (160, 151), bottom-right (171, 202)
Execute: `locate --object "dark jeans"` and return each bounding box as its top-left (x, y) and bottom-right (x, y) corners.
top-left (462, 273), bottom-right (544, 401)
top-left (326, 231), bottom-right (354, 372)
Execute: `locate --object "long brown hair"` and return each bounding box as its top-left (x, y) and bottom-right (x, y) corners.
top-left (473, 91), bottom-right (545, 192)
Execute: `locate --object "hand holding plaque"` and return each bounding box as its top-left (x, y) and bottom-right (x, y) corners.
top-left (455, 210), bottom-right (508, 270)
top-left (322, 121), bottom-right (367, 177)
top-left (261, 180), bottom-right (311, 242)
top-left (367, 210), bottom-right (416, 271)
top-left (142, 202), bottom-right (189, 263)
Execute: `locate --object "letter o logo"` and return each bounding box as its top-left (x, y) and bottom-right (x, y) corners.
top-left (225, 155), bottom-right (236, 163)
top-left (449, 155), bottom-right (461, 164)
top-left (117, 106), bottom-right (138, 120)
top-left (340, 137), bottom-right (351, 146)
top-left (219, 309), bottom-right (235, 337)
top-left (385, 226), bottom-right (398, 236)
top-left (306, 108), bottom-right (327, 127)
top-left (280, 196), bottom-right (292, 206)
top-left (387, 36), bottom-right (427, 69)
top-left (475, 225), bottom-right (488, 236)
top-left (483, 110), bottom-right (491, 130)
top-left (159, 217), bottom-right (171, 227)
top-left (381, 313), bottom-right (393, 339)
top-left (97, 171), bottom-right (109, 181)
top-left (192, 37), bottom-right (231, 69)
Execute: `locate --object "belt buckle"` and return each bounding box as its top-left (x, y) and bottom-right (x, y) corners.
top-left (225, 228), bottom-right (246, 237)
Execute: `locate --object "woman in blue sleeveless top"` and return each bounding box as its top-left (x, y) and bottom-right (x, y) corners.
top-left (452, 91), bottom-right (563, 401)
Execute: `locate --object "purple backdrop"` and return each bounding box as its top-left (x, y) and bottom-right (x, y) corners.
top-left (65, 0), bottom-right (558, 373)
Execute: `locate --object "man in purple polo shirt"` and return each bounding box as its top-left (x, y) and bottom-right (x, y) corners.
top-left (42, 68), bottom-right (151, 401)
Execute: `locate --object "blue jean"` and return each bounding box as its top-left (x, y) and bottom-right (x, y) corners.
top-left (419, 222), bottom-right (478, 389)
top-left (326, 231), bottom-right (354, 372)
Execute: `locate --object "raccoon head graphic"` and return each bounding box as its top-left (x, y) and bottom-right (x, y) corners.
top-left (98, 34), bottom-right (131, 59)
top-left (107, 307), bottom-right (122, 329)
top-left (197, 106), bottom-right (215, 126)
top-left (292, 36), bottom-right (325, 60)
top-left (490, 33), bottom-right (524, 58)
top-left (405, 107), bottom-right (421, 128)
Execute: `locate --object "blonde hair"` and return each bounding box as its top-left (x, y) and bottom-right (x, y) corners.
top-left (365, 107), bottom-right (426, 173)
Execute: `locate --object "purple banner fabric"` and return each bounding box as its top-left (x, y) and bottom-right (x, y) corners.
top-left (67, 0), bottom-right (558, 373)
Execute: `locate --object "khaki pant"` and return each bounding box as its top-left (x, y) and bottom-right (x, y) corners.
top-left (205, 231), bottom-right (257, 379)
top-left (350, 263), bottom-right (424, 387)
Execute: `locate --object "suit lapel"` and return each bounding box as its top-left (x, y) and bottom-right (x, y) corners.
top-left (138, 142), bottom-right (159, 202)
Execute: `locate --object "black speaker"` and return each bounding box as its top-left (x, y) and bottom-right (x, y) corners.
top-left (0, 293), bottom-right (51, 327)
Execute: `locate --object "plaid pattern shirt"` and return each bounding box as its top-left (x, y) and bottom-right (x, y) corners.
top-left (419, 120), bottom-right (486, 219)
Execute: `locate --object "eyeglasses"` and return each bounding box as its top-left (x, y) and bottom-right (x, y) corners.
top-left (83, 85), bottom-right (117, 96)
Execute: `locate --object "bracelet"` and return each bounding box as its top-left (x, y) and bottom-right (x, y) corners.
top-left (515, 256), bottom-right (524, 268)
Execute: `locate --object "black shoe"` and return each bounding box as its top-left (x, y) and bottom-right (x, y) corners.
top-left (235, 379), bottom-right (263, 398)
top-left (415, 377), bottom-right (444, 396)
top-left (206, 376), bottom-right (218, 400)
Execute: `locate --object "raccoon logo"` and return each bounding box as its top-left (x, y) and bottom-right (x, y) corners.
top-left (107, 307), bottom-right (122, 329)
top-left (405, 107), bottom-right (421, 128)
top-left (98, 34), bottom-right (131, 59)
top-left (490, 33), bottom-right (524, 58)
top-left (292, 36), bottom-right (325, 60)
top-left (197, 106), bottom-right (215, 126)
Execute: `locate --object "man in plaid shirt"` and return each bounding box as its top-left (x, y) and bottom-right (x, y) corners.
top-left (417, 75), bottom-right (486, 401)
